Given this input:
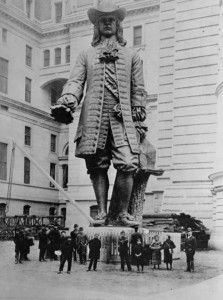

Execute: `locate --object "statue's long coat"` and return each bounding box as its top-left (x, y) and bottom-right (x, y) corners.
top-left (62, 43), bottom-right (146, 157)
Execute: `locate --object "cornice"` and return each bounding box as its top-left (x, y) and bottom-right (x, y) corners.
top-left (64, 4), bottom-right (159, 29)
top-left (1, 2), bottom-right (159, 38)
top-left (0, 4), bottom-right (42, 37)
top-left (0, 94), bottom-right (58, 125)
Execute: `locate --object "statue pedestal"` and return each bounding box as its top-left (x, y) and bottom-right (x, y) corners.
top-left (85, 226), bottom-right (181, 263)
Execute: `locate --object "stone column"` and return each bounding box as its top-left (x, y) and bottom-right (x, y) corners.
top-left (209, 0), bottom-right (223, 250)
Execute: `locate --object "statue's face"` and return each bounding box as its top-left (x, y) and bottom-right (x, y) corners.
top-left (98, 15), bottom-right (117, 38)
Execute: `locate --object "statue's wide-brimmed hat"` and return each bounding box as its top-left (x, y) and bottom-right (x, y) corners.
top-left (88, 0), bottom-right (127, 25)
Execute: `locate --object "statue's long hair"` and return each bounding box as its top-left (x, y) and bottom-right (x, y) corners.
top-left (91, 18), bottom-right (127, 47)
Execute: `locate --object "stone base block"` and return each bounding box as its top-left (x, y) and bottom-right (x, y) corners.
top-left (85, 226), bottom-right (181, 263)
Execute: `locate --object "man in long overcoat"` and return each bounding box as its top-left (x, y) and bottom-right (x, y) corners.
top-left (51, 0), bottom-right (147, 226)
top-left (86, 233), bottom-right (101, 271)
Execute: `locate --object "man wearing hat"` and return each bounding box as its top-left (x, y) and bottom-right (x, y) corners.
top-left (51, 0), bottom-right (147, 226)
top-left (184, 228), bottom-right (197, 272)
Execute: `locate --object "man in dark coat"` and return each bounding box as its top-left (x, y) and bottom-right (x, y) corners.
top-left (76, 227), bottom-right (89, 264)
top-left (130, 227), bottom-right (143, 258)
top-left (48, 226), bottom-right (61, 260)
top-left (86, 234), bottom-right (101, 271)
top-left (162, 235), bottom-right (176, 270)
top-left (58, 236), bottom-right (74, 274)
top-left (13, 227), bottom-right (24, 264)
top-left (184, 227), bottom-right (197, 272)
top-left (70, 224), bottom-right (79, 261)
top-left (51, 0), bottom-right (147, 226)
top-left (38, 227), bottom-right (48, 262)
top-left (118, 231), bottom-right (131, 271)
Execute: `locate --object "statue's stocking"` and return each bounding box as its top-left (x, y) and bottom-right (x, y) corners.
top-left (90, 169), bottom-right (109, 218)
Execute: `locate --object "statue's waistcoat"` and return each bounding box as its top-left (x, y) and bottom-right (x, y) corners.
top-left (64, 44), bottom-right (145, 157)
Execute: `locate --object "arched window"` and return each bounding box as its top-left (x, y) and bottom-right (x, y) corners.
top-left (0, 203), bottom-right (6, 217)
top-left (65, 146), bottom-right (69, 156)
top-left (90, 205), bottom-right (98, 219)
top-left (61, 207), bottom-right (66, 220)
top-left (65, 45), bottom-right (70, 63)
top-left (43, 50), bottom-right (50, 67)
top-left (55, 48), bottom-right (61, 65)
top-left (23, 205), bottom-right (30, 216)
top-left (49, 207), bottom-right (56, 216)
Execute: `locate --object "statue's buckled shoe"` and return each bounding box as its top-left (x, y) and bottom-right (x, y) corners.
top-left (93, 212), bottom-right (107, 225)
top-left (118, 213), bottom-right (140, 226)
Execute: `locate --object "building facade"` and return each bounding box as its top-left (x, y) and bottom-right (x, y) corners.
top-left (0, 0), bottom-right (223, 248)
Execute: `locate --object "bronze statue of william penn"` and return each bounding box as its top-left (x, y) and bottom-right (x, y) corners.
top-left (51, 0), bottom-right (157, 226)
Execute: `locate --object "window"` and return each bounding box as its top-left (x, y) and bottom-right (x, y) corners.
top-left (55, 48), bottom-right (61, 65)
top-left (26, 45), bottom-right (32, 66)
top-left (2, 28), bottom-right (7, 43)
top-left (43, 50), bottom-right (50, 67)
top-left (49, 207), bottom-right (56, 215)
top-left (50, 163), bottom-right (56, 187)
top-left (23, 205), bottom-right (30, 216)
top-left (25, 126), bottom-right (31, 146)
top-left (0, 143), bottom-right (7, 180)
top-left (26, 0), bottom-right (32, 18)
top-left (65, 46), bottom-right (70, 63)
top-left (24, 157), bottom-right (30, 184)
top-left (55, 2), bottom-right (62, 23)
top-left (50, 134), bottom-right (56, 152)
top-left (0, 57), bottom-right (8, 94)
top-left (62, 164), bottom-right (68, 188)
top-left (90, 205), bottom-right (99, 219)
top-left (25, 77), bottom-right (31, 103)
top-left (133, 26), bottom-right (142, 46)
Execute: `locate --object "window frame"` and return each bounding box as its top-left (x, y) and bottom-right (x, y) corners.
top-left (43, 49), bottom-right (50, 67)
top-left (55, 47), bottom-right (61, 65)
top-left (24, 126), bottom-right (31, 146)
top-left (50, 162), bottom-right (56, 188)
top-left (133, 25), bottom-right (142, 47)
top-left (2, 28), bottom-right (7, 43)
top-left (24, 157), bottom-right (30, 184)
top-left (26, 45), bottom-right (32, 67)
top-left (25, 77), bottom-right (32, 103)
top-left (50, 134), bottom-right (56, 152)
top-left (55, 2), bottom-right (62, 23)
top-left (0, 57), bottom-right (8, 94)
top-left (0, 142), bottom-right (7, 181)
top-left (65, 45), bottom-right (70, 64)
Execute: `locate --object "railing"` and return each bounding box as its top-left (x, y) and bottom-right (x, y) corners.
top-left (0, 215), bottom-right (65, 229)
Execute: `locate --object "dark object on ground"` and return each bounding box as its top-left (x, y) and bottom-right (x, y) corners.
top-left (142, 212), bottom-right (210, 249)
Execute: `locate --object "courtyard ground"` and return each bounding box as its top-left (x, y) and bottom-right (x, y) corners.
top-left (0, 241), bottom-right (223, 300)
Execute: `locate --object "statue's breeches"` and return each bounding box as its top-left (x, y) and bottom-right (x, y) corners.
top-left (85, 131), bottom-right (139, 174)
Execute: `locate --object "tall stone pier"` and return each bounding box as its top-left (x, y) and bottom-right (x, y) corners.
top-left (209, 0), bottom-right (223, 250)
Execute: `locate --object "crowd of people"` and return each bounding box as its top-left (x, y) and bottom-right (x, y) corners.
top-left (13, 224), bottom-right (196, 274)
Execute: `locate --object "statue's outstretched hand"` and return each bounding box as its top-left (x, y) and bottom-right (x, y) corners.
top-left (50, 94), bottom-right (78, 125)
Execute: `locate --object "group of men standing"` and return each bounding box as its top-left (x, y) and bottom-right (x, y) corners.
top-left (13, 224), bottom-right (196, 275)
top-left (13, 227), bottom-right (34, 264)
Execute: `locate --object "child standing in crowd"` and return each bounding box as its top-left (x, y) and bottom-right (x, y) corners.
top-left (86, 233), bottom-right (101, 271)
top-left (150, 235), bottom-right (162, 270)
top-left (58, 236), bottom-right (74, 274)
top-left (134, 239), bottom-right (144, 273)
top-left (163, 235), bottom-right (176, 270)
